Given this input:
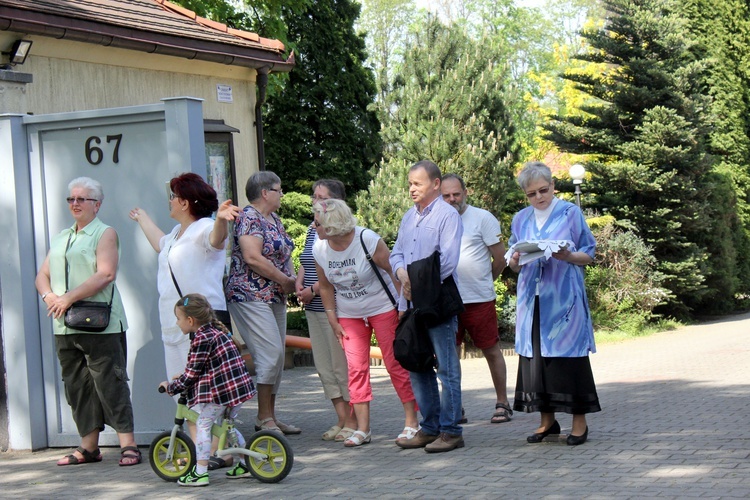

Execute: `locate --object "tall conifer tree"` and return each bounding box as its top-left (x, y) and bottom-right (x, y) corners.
top-left (263, 0), bottom-right (381, 194)
top-left (545, 0), bottom-right (722, 316)
top-left (677, 0), bottom-right (750, 309)
top-left (357, 16), bottom-right (520, 244)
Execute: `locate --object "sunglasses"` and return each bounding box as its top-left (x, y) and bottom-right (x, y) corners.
top-left (525, 184), bottom-right (552, 198)
top-left (66, 197), bottom-right (98, 204)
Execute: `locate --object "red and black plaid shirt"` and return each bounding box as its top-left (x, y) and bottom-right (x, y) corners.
top-left (168, 324), bottom-right (256, 408)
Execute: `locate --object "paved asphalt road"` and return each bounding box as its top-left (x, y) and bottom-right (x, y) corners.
top-left (2, 312), bottom-right (749, 499)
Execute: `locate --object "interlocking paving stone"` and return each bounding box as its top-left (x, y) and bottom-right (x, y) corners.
top-left (1, 311), bottom-right (749, 498)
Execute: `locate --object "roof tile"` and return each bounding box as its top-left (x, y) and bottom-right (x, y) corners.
top-left (0, 0), bottom-right (294, 71)
top-left (196, 16), bottom-right (228, 33)
top-left (159, 0), bottom-right (196, 20)
top-left (2, 0), bottom-right (285, 53)
top-left (229, 28), bottom-right (260, 43)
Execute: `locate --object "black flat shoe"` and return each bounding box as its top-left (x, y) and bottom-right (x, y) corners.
top-left (566, 426), bottom-right (588, 446)
top-left (526, 420), bottom-right (561, 443)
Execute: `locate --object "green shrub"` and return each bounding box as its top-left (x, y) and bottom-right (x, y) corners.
top-left (586, 214), bottom-right (616, 230)
top-left (278, 191), bottom-right (313, 225)
top-left (276, 189), bottom-right (313, 275)
top-left (586, 221), bottom-right (670, 334)
top-left (735, 293), bottom-right (750, 311)
top-left (281, 218), bottom-right (308, 308)
top-left (494, 278), bottom-right (515, 343)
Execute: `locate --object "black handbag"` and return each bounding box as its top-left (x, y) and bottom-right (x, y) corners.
top-left (64, 299), bottom-right (112, 332)
top-left (393, 303), bottom-right (435, 373)
top-left (62, 233), bottom-right (113, 332)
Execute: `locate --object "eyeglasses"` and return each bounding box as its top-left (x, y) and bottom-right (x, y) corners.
top-left (66, 197), bottom-right (98, 204)
top-left (311, 196), bottom-right (330, 202)
top-left (525, 184), bottom-right (552, 199)
top-left (268, 188), bottom-right (283, 195)
top-left (169, 192), bottom-right (177, 201)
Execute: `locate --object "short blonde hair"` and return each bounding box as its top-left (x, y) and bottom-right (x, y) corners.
top-left (313, 199), bottom-right (356, 236)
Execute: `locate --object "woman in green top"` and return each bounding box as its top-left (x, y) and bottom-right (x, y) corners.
top-left (35, 177), bottom-right (140, 467)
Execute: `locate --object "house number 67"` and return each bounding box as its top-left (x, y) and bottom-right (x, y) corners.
top-left (85, 134), bottom-right (123, 165)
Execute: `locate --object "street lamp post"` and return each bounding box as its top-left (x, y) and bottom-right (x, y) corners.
top-left (569, 163), bottom-right (586, 208)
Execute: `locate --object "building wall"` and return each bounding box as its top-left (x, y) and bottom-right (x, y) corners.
top-left (14, 35), bottom-right (262, 205)
top-left (0, 29), bottom-right (278, 448)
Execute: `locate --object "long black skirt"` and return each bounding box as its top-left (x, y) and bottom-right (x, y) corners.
top-left (513, 297), bottom-right (601, 415)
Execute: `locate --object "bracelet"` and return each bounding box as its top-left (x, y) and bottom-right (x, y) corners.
top-left (310, 285), bottom-right (316, 297)
top-left (325, 309), bottom-right (335, 313)
top-left (41, 292), bottom-right (51, 301)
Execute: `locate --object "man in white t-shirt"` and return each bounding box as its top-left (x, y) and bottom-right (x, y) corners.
top-left (441, 174), bottom-right (512, 424)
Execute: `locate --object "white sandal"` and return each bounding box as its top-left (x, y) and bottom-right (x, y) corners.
top-left (334, 426), bottom-right (356, 442)
top-left (344, 430), bottom-right (371, 447)
top-left (397, 426), bottom-right (420, 441)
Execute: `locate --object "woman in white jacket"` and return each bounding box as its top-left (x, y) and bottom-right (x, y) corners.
top-left (130, 172), bottom-right (238, 381)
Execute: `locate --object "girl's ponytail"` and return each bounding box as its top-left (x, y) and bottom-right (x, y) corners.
top-left (208, 309), bottom-right (243, 349)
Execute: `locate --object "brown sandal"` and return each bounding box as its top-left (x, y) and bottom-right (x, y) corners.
top-left (57, 446), bottom-right (102, 466)
top-left (119, 446), bottom-right (142, 466)
top-left (490, 402), bottom-right (513, 424)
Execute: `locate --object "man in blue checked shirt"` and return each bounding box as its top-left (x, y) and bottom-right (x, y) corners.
top-left (390, 160), bottom-right (465, 453)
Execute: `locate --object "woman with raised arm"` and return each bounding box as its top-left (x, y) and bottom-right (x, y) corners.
top-left (129, 172), bottom-right (238, 469)
top-left (225, 171), bottom-right (300, 435)
top-left (129, 173), bottom-right (238, 386)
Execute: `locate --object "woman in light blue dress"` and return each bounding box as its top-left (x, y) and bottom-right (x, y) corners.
top-left (507, 162), bottom-right (600, 446)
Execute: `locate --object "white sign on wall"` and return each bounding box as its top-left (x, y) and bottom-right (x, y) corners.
top-left (217, 84), bottom-right (233, 103)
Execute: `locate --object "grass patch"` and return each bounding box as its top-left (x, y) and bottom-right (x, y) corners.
top-left (594, 318), bottom-right (681, 344)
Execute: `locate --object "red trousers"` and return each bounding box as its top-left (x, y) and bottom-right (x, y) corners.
top-left (339, 309), bottom-right (417, 406)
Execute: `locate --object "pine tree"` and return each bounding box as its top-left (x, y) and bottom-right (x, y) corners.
top-left (545, 0), bottom-right (722, 316)
top-left (263, 0), bottom-right (381, 195)
top-left (677, 0), bottom-right (750, 310)
top-left (357, 16), bottom-right (521, 244)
